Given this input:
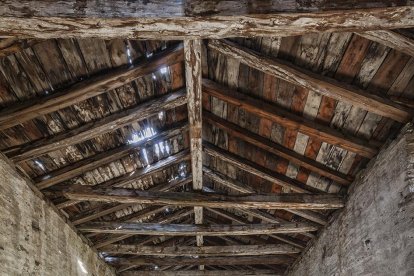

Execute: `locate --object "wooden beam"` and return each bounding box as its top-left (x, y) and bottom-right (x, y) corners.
top-left (390, 96), bottom-right (414, 108)
top-left (204, 142), bottom-right (320, 193)
top-left (0, 43), bottom-right (184, 131)
top-left (106, 255), bottom-right (294, 266)
top-left (6, 89), bottom-right (187, 162)
top-left (184, 39), bottom-right (204, 266)
top-left (204, 111), bottom-right (352, 185)
top-left (357, 30), bottom-right (414, 57)
top-left (55, 149), bottom-right (190, 208)
top-left (100, 244), bottom-right (300, 256)
top-left (0, 38), bottom-right (39, 57)
top-left (208, 39), bottom-right (412, 123)
top-left (64, 185), bottom-right (344, 210)
top-left (35, 122), bottom-right (188, 190)
top-left (203, 79), bottom-right (378, 158)
top-left (119, 271), bottom-right (278, 276)
top-left (0, 3), bottom-right (413, 39)
top-left (80, 222), bottom-right (317, 236)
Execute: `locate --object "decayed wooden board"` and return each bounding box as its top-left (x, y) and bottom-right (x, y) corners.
top-left (208, 39), bottom-right (412, 123)
top-left (64, 185), bottom-right (344, 209)
top-left (0, 38), bottom-right (40, 57)
top-left (79, 222), bottom-right (318, 235)
top-left (6, 89), bottom-right (187, 162)
top-left (184, 40), bottom-right (204, 259)
top-left (358, 30), bottom-right (414, 57)
top-left (0, 43), bottom-right (184, 130)
top-left (0, 5), bottom-right (413, 39)
top-left (100, 244), bottom-right (300, 256)
top-left (203, 79), bottom-right (377, 158)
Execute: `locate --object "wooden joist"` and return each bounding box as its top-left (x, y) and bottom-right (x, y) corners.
top-left (6, 89), bottom-right (187, 162)
top-left (0, 43), bottom-right (184, 131)
top-left (184, 39), bottom-right (204, 263)
top-left (204, 142), bottom-right (320, 193)
top-left (35, 122), bottom-right (188, 190)
top-left (203, 79), bottom-right (378, 158)
top-left (357, 30), bottom-right (414, 57)
top-left (204, 111), bottom-right (352, 185)
top-left (64, 185), bottom-right (344, 210)
top-left (0, 3), bottom-right (413, 39)
top-left (55, 149), bottom-right (190, 208)
top-left (100, 244), bottom-right (300, 256)
top-left (208, 39), bottom-right (412, 123)
top-left (80, 222), bottom-right (318, 236)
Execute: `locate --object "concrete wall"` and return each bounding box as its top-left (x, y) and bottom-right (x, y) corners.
top-left (286, 125), bottom-right (414, 276)
top-left (0, 155), bottom-right (116, 276)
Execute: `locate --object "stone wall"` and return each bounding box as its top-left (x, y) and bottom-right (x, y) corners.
top-left (286, 125), bottom-right (414, 276)
top-left (0, 155), bottom-right (116, 276)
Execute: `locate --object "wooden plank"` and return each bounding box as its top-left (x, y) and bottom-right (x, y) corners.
top-left (100, 244), bottom-right (300, 256)
top-left (6, 89), bottom-right (187, 162)
top-left (203, 79), bottom-right (377, 158)
top-left (119, 271), bottom-right (278, 276)
top-left (208, 39), bottom-right (412, 123)
top-left (0, 38), bottom-right (40, 57)
top-left (79, 222), bottom-right (318, 236)
top-left (204, 111), bottom-right (352, 185)
top-left (0, 4), bottom-right (413, 39)
top-left (64, 185), bottom-right (344, 210)
top-left (358, 30), bottom-right (414, 57)
top-left (0, 43), bottom-right (184, 130)
top-left (34, 122), bottom-right (188, 189)
top-left (184, 40), bottom-right (204, 263)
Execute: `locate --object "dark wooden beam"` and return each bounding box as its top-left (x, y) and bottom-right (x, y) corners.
top-left (80, 222), bottom-right (317, 236)
top-left (357, 30), bottom-right (414, 57)
top-left (204, 111), bottom-right (352, 185)
top-left (35, 122), bottom-right (187, 190)
top-left (0, 43), bottom-right (184, 131)
top-left (0, 3), bottom-right (413, 39)
top-left (208, 39), bottom-right (412, 123)
top-left (184, 39), bottom-right (204, 261)
top-left (100, 244), bottom-right (300, 256)
top-left (390, 96), bottom-right (414, 108)
top-left (55, 149), bottom-right (190, 208)
top-left (6, 89), bottom-right (187, 162)
top-left (204, 142), bottom-right (320, 193)
top-left (64, 185), bottom-right (344, 210)
top-left (203, 79), bottom-right (378, 158)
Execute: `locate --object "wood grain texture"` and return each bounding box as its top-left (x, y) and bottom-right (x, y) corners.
top-left (358, 30), bottom-right (414, 57)
top-left (64, 185), bottom-right (344, 210)
top-left (0, 5), bottom-right (413, 39)
top-left (208, 39), bottom-right (412, 123)
top-left (0, 43), bottom-right (184, 130)
top-left (79, 222), bottom-right (318, 235)
top-left (119, 271), bottom-right (278, 276)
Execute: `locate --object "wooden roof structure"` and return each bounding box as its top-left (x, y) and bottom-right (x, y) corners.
top-left (0, 1), bottom-right (413, 275)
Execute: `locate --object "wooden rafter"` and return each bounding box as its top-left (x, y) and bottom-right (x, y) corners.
top-left (208, 39), bottom-right (412, 123)
top-left (0, 43), bottom-right (184, 131)
top-left (357, 30), bottom-right (414, 57)
top-left (64, 186), bottom-right (344, 209)
top-left (35, 122), bottom-right (188, 190)
top-left (184, 39), bottom-right (204, 267)
top-left (0, 3), bottom-right (413, 39)
top-left (204, 111), bottom-right (352, 185)
top-left (100, 244), bottom-right (300, 256)
top-left (203, 79), bottom-right (378, 158)
top-left (80, 222), bottom-right (318, 236)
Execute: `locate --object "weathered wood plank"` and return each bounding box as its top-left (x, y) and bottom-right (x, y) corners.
top-left (0, 38), bottom-right (40, 57)
top-left (119, 270), bottom-right (278, 276)
top-left (0, 5), bottom-right (413, 39)
top-left (80, 222), bottom-right (318, 235)
top-left (358, 30), bottom-right (414, 57)
top-left (6, 89), bottom-right (187, 162)
top-left (101, 244), bottom-right (300, 256)
top-left (204, 111), bottom-right (352, 185)
top-left (208, 39), bottom-right (412, 123)
top-left (203, 79), bottom-right (378, 158)
top-left (35, 122), bottom-right (188, 189)
top-left (0, 43), bottom-right (184, 130)
top-left (64, 185), bottom-right (344, 209)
